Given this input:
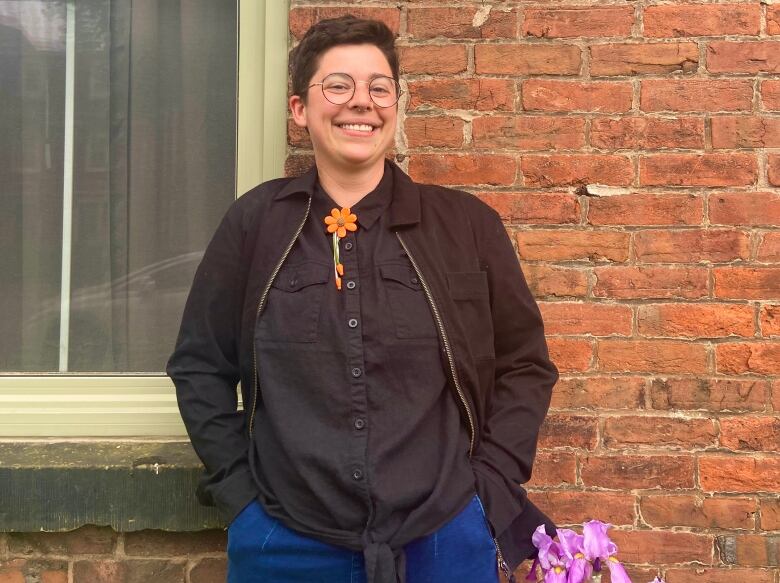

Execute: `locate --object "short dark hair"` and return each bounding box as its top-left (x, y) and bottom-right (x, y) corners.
top-left (289, 15), bottom-right (399, 100)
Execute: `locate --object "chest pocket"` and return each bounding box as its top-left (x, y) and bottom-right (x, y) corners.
top-left (446, 272), bottom-right (494, 358)
top-left (380, 263), bottom-right (438, 340)
top-left (256, 262), bottom-right (330, 343)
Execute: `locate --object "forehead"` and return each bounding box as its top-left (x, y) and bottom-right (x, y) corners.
top-left (313, 43), bottom-right (393, 78)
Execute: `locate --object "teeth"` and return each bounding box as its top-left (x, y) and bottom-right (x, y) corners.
top-left (339, 123), bottom-right (374, 132)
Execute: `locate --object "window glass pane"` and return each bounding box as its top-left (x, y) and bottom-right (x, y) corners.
top-left (0, 0), bottom-right (237, 372)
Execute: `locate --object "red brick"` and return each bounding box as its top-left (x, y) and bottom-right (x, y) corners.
top-left (640, 153), bottom-right (758, 187)
top-left (538, 414), bottom-right (598, 449)
top-left (591, 42), bottom-right (699, 76)
top-left (609, 530), bottom-right (713, 564)
top-left (760, 497), bottom-right (780, 530)
top-left (546, 337), bottom-right (593, 373)
top-left (593, 266), bottom-right (708, 299)
top-left (590, 117), bottom-right (704, 150)
top-left (664, 568), bottom-right (773, 583)
top-left (712, 116), bottom-right (780, 149)
top-left (523, 264), bottom-right (588, 298)
top-left (709, 192), bottom-right (780, 226)
top-left (707, 41), bottom-right (780, 74)
top-left (124, 530), bottom-right (226, 556)
top-left (643, 4), bottom-right (760, 37)
top-left (522, 154), bottom-right (633, 187)
top-left (41, 572), bottom-right (67, 583)
top-left (529, 491), bottom-right (634, 526)
top-left (637, 303), bottom-right (754, 339)
top-left (717, 342), bottom-right (780, 375)
top-left (650, 378), bottom-right (769, 412)
top-left (408, 154), bottom-right (515, 186)
top-left (641, 79), bottom-right (753, 112)
top-left (516, 229), bottom-right (629, 262)
top-left (641, 495), bottom-right (756, 529)
top-left (551, 376), bottom-right (645, 410)
top-left (769, 154), bottom-right (780, 186)
top-left (398, 45), bottom-right (467, 75)
top-left (7, 526), bottom-right (116, 555)
top-left (526, 451), bottom-right (576, 487)
top-left (189, 558), bottom-right (227, 583)
top-left (760, 304), bottom-right (780, 337)
top-left (285, 154), bottom-right (314, 177)
top-left (475, 44), bottom-right (581, 75)
top-left (289, 7), bottom-right (400, 40)
top-left (770, 6), bottom-right (780, 36)
top-left (407, 78), bottom-right (514, 112)
top-left (475, 192), bottom-right (580, 224)
top-left (523, 80), bottom-right (632, 112)
top-left (581, 454), bottom-right (695, 489)
top-left (597, 339), bottom-right (708, 374)
top-left (587, 193), bottom-right (703, 226)
top-left (758, 233), bottom-right (780, 263)
top-left (604, 415), bottom-right (717, 449)
top-left (404, 116), bottom-right (464, 148)
top-left (762, 80), bottom-right (780, 110)
top-left (634, 229), bottom-right (751, 263)
top-left (472, 116), bottom-right (585, 150)
top-left (733, 535), bottom-right (780, 566)
top-left (721, 417), bottom-right (780, 452)
top-left (0, 561), bottom-right (24, 583)
top-left (73, 560), bottom-right (185, 583)
top-left (523, 7), bottom-right (634, 38)
top-left (407, 7), bottom-right (515, 40)
top-left (774, 380), bottom-right (780, 413)
top-left (701, 456), bottom-right (780, 493)
top-left (539, 302), bottom-right (632, 336)
top-left (714, 267), bottom-right (780, 300)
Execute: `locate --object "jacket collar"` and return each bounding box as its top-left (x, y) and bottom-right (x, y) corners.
top-left (273, 160), bottom-right (421, 228)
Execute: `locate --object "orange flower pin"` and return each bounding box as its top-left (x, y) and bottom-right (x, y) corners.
top-left (324, 207), bottom-right (357, 238)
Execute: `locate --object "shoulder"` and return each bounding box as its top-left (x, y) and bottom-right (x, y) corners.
top-left (413, 180), bottom-right (504, 236)
top-left (224, 176), bottom-right (296, 231)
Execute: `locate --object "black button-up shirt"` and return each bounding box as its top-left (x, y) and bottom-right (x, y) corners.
top-left (249, 164), bottom-right (476, 581)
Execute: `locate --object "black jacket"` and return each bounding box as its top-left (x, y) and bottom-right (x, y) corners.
top-left (167, 162), bottom-right (558, 577)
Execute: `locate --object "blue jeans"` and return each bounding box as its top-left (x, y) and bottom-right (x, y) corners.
top-left (227, 495), bottom-right (500, 583)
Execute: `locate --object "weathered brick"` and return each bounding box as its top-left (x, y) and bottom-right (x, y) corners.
top-left (663, 568), bottom-right (773, 583)
top-left (472, 116), bottom-right (585, 150)
top-left (404, 116), bottom-right (464, 148)
top-left (7, 525), bottom-right (116, 555)
top-left (641, 495), bottom-right (756, 529)
top-left (634, 229), bottom-right (751, 263)
top-left (73, 559), bottom-right (186, 583)
top-left (529, 491), bottom-right (634, 526)
top-left (587, 193), bottom-right (703, 226)
top-left (649, 378), bottom-right (769, 413)
top-left (733, 535), bottom-right (780, 566)
top-left (475, 192), bottom-right (580, 224)
top-left (285, 154), bottom-right (314, 177)
top-left (0, 560), bottom-right (67, 583)
top-left (522, 154), bottom-right (633, 187)
top-left (762, 80), bottom-right (780, 110)
top-left (538, 414), bottom-right (598, 449)
top-left (609, 530), bottom-right (713, 564)
top-left (516, 229), bottom-right (629, 262)
top-left (408, 154), bottom-right (516, 186)
top-left (720, 417), bottom-right (780, 452)
top-left (597, 339), bottom-right (708, 374)
top-left (641, 79), bottom-right (753, 112)
top-left (399, 45), bottom-right (467, 75)
top-left (407, 78), bottom-right (514, 112)
top-left (581, 454), bottom-right (695, 489)
top-left (551, 376), bottom-right (645, 410)
top-left (539, 302), bottom-right (632, 336)
top-left (769, 154), bottom-right (780, 186)
top-left (716, 342), bottom-right (780, 375)
top-left (714, 267), bottom-right (780, 300)
top-left (523, 264), bottom-right (589, 298)
top-left (643, 4), bottom-right (760, 37)
top-left (604, 415), bottom-right (717, 449)
top-left (475, 44), bottom-right (581, 75)
top-left (709, 192), bottom-right (780, 226)
top-left (590, 42), bottom-right (699, 76)
top-left (189, 558), bottom-right (227, 583)
top-left (760, 497), bottom-right (780, 530)
top-left (712, 116), bottom-right (780, 149)
top-left (707, 42), bottom-right (780, 74)
top-left (757, 233), bottom-right (780, 263)
top-left (637, 303), bottom-right (754, 339)
top-left (523, 80), bottom-right (632, 112)
top-left (526, 451), bottom-right (576, 487)
top-left (546, 337), bottom-right (593, 373)
top-left (700, 456), bottom-right (780, 493)
top-left (760, 304), bottom-right (780, 337)
top-left (593, 266), bottom-right (708, 299)
top-left (773, 380), bottom-right (780, 413)
top-left (289, 7), bottom-right (400, 40)
top-left (640, 153), bottom-right (758, 187)
top-left (523, 7), bottom-right (634, 38)
top-left (590, 117), bottom-right (704, 150)
top-left (124, 530), bottom-right (226, 556)
top-left (407, 7), bottom-right (515, 40)
top-left (770, 6), bottom-right (780, 36)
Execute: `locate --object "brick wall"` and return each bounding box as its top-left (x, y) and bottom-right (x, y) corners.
top-left (289, 1), bottom-right (779, 582)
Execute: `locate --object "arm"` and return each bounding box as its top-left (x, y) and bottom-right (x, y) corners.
top-left (166, 199), bottom-right (258, 524)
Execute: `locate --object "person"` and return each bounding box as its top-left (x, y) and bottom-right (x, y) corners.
top-left (167, 15), bottom-right (558, 583)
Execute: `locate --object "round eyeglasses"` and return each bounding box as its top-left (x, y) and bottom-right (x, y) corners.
top-left (308, 73), bottom-right (403, 108)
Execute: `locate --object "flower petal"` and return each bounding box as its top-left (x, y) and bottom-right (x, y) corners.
top-left (336, 263), bottom-right (344, 276)
top-left (341, 207), bottom-right (351, 218)
top-left (324, 216), bottom-right (337, 225)
top-left (327, 224), bottom-right (338, 233)
top-left (345, 223), bottom-right (357, 232)
top-left (606, 557), bottom-right (632, 583)
top-left (346, 213), bottom-right (357, 223)
top-left (330, 208), bottom-right (341, 219)
top-left (337, 226), bottom-right (346, 238)
top-left (583, 520), bottom-right (615, 561)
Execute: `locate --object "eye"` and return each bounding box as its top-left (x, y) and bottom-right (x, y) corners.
top-left (325, 83), bottom-right (351, 93)
top-left (370, 86), bottom-right (391, 96)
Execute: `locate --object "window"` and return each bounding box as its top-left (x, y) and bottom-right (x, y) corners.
top-left (0, 0), bottom-right (289, 435)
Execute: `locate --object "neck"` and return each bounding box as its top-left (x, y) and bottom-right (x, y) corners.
top-left (316, 160), bottom-right (385, 208)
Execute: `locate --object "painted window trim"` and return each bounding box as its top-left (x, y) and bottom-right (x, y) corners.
top-left (0, 0), bottom-right (289, 437)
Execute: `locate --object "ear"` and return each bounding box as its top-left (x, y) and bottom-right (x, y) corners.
top-left (289, 94), bottom-right (307, 128)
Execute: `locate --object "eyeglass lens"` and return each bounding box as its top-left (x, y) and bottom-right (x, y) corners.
top-left (320, 73), bottom-right (400, 107)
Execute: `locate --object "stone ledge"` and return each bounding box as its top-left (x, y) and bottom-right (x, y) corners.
top-left (0, 442), bottom-right (221, 532)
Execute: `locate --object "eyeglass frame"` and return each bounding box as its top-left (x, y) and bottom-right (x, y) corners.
top-left (307, 72), bottom-right (404, 108)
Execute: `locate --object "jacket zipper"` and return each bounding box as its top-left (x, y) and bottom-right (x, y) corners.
top-left (248, 195), bottom-right (312, 437)
top-left (395, 231), bottom-right (515, 583)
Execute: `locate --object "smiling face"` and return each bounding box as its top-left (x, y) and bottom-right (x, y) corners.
top-left (289, 43), bottom-right (398, 176)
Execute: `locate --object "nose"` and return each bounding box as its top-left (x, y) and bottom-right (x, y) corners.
top-left (348, 81), bottom-right (373, 109)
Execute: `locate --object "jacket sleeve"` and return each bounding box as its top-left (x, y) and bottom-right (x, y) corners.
top-left (470, 208), bottom-right (559, 567)
top-left (166, 199), bottom-right (258, 524)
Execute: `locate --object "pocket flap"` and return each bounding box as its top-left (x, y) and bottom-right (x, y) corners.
top-left (380, 264), bottom-right (421, 290)
top-left (272, 263), bottom-right (330, 292)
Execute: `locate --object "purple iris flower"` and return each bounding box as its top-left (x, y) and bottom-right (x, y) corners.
top-left (532, 525), bottom-right (568, 581)
top-left (649, 577), bottom-right (665, 583)
top-left (582, 520), bottom-right (632, 583)
top-left (555, 529), bottom-right (592, 583)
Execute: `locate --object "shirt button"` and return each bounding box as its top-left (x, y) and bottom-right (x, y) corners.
top-left (344, 242), bottom-right (354, 251)
top-left (351, 367), bottom-right (362, 378)
top-left (410, 276), bottom-right (419, 285)
top-left (289, 278), bottom-right (297, 288)
top-left (352, 468), bottom-right (363, 481)
top-left (346, 280), bottom-right (356, 290)
top-left (354, 418), bottom-right (366, 430)
top-left (348, 318), bottom-right (358, 328)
